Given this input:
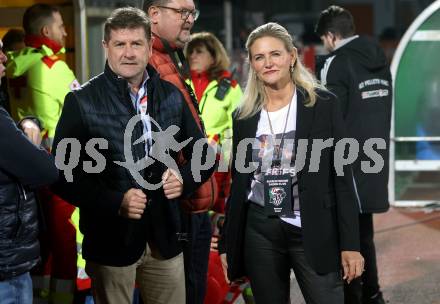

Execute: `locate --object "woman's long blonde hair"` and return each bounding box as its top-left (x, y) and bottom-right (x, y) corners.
top-left (238, 22), bottom-right (325, 119)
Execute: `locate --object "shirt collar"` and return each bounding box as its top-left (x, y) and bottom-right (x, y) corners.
top-left (128, 70), bottom-right (149, 98)
top-left (334, 35), bottom-right (359, 51)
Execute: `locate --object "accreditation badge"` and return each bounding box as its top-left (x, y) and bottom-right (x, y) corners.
top-left (263, 167), bottom-right (295, 218)
top-left (139, 95), bottom-right (148, 116)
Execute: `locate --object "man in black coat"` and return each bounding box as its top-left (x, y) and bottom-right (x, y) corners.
top-left (315, 5), bottom-right (392, 304)
top-left (52, 7), bottom-right (214, 304)
top-left (0, 38), bottom-right (58, 302)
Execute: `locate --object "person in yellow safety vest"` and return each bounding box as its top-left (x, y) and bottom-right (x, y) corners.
top-left (71, 209), bottom-right (91, 292)
top-left (185, 32), bottom-right (242, 303)
top-left (7, 5), bottom-right (79, 146)
top-left (6, 4), bottom-right (80, 304)
top-left (185, 32), bottom-right (242, 215)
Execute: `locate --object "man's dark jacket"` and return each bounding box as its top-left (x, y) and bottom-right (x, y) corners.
top-left (0, 106), bottom-right (58, 280)
top-left (317, 36), bottom-right (392, 213)
top-left (52, 63), bottom-right (214, 266)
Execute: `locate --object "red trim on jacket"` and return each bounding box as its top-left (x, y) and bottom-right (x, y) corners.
top-left (41, 55), bottom-right (60, 68)
top-left (219, 70), bottom-right (238, 88)
top-left (24, 35), bottom-right (63, 54)
top-left (190, 70), bottom-right (210, 102)
top-left (24, 35), bottom-right (63, 69)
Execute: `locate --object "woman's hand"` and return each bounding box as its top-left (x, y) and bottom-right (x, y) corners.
top-left (341, 251), bottom-right (364, 284)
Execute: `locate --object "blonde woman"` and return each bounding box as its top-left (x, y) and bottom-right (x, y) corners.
top-left (219, 23), bottom-right (364, 303)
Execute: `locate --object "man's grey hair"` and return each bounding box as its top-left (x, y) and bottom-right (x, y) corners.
top-left (142, 0), bottom-right (170, 13)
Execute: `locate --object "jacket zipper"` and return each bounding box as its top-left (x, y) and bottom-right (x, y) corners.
top-left (13, 185), bottom-right (26, 238)
top-left (199, 85), bottom-right (218, 115)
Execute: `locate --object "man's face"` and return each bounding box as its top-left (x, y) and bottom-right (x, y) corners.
top-left (320, 32), bottom-right (336, 52)
top-left (0, 40), bottom-right (7, 84)
top-left (103, 27), bottom-right (152, 84)
top-left (149, 0), bottom-right (196, 48)
top-left (45, 11), bottom-right (67, 47)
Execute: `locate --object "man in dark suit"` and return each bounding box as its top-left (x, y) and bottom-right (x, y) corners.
top-left (315, 6), bottom-right (391, 304)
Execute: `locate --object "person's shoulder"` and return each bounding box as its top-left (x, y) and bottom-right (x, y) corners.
top-left (230, 82), bottom-right (243, 95)
top-left (0, 105), bottom-right (12, 122)
top-left (8, 46), bottom-right (42, 61)
top-left (39, 54), bottom-right (63, 69)
top-left (150, 70), bottom-right (183, 99)
top-left (312, 88), bottom-right (338, 107)
top-left (6, 47), bottom-right (42, 77)
top-left (158, 76), bottom-right (180, 90)
top-left (327, 51), bottom-right (350, 68)
top-left (231, 108), bottom-right (258, 126)
top-left (322, 52), bottom-right (352, 82)
top-left (149, 49), bottom-right (170, 68)
top-left (71, 73), bottom-right (104, 101)
top-left (316, 87), bottom-right (335, 99)
top-left (150, 56), bottom-right (177, 81)
top-left (352, 35), bottom-right (377, 48)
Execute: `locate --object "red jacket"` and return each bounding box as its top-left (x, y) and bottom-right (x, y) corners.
top-left (149, 34), bottom-right (192, 105)
top-left (149, 33), bottom-right (217, 212)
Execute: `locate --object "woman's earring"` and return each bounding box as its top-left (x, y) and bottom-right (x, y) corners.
top-left (290, 63), bottom-right (295, 73)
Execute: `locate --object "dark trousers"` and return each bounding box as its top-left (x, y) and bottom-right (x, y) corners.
top-left (244, 203), bottom-right (344, 304)
top-left (344, 213), bottom-right (381, 304)
top-left (183, 212), bottom-right (212, 304)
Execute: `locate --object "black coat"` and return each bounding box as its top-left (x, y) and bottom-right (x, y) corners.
top-left (0, 106), bottom-right (58, 280)
top-left (317, 36), bottom-right (392, 213)
top-left (221, 89), bottom-right (360, 280)
top-left (52, 63), bottom-right (214, 266)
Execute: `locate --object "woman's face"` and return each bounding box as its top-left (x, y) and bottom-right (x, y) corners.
top-left (249, 36), bottom-right (296, 87)
top-left (188, 44), bottom-right (214, 73)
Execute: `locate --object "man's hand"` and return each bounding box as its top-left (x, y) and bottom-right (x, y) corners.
top-left (20, 119), bottom-right (42, 145)
top-left (341, 251), bottom-right (364, 284)
top-left (220, 253), bottom-right (230, 284)
top-left (119, 188), bottom-right (147, 219)
top-left (162, 168), bottom-right (183, 199)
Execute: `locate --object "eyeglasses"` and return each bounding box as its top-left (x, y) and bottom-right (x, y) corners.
top-left (156, 5), bottom-right (200, 21)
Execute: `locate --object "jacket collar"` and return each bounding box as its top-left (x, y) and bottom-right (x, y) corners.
top-left (295, 88), bottom-right (315, 142)
top-left (24, 35), bottom-right (63, 54)
top-left (239, 87), bottom-right (314, 141)
top-left (334, 35), bottom-right (359, 51)
top-left (103, 61), bottom-right (160, 95)
top-left (152, 32), bottom-right (178, 53)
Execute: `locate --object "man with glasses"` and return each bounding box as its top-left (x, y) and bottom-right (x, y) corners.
top-left (143, 1), bottom-right (215, 304)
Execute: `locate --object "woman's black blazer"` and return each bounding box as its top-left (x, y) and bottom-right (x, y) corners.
top-left (222, 88), bottom-right (360, 280)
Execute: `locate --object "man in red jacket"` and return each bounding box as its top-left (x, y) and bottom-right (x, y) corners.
top-left (143, 1), bottom-right (214, 303)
